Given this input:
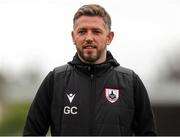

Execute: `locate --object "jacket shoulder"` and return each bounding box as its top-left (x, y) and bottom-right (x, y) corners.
top-left (114, 65), bottom-right (134, 75)
top-left (54, 64), bottom-right (73, 74)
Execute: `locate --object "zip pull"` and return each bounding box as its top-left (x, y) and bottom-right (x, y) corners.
top-left (88, 66), bottom-right (91, 71)
top-left (88, 66), bottom-right (94, 79)
top-left (90, 74), bottom-right (94, 79)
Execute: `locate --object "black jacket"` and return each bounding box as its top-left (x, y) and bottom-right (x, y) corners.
top-left (23, 51), bottom-right (157, 136)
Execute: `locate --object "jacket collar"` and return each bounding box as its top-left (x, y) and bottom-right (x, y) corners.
top-left (68, 51), bottom-right (119, 76)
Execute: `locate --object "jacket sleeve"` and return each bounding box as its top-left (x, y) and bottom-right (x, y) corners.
top-left (23, 71), bottom-right (54, 136)
top-left (132, 72), bottom-right (157, 135)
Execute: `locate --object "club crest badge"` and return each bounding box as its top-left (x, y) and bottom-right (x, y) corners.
top-left (105, 88), bottom-right (119, 103)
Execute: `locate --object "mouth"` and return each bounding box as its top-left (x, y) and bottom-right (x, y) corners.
top-left (83, 45), bottom-right (96, 49)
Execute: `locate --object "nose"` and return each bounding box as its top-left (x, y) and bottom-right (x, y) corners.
top-left (85, 31), bottom-right (93, 43)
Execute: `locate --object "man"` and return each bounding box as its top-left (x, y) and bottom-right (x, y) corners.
top-left (23, 4), bottom-right (157, 136)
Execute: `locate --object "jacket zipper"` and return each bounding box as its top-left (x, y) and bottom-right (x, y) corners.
top-left (88, 66), bottom-right (95, 135)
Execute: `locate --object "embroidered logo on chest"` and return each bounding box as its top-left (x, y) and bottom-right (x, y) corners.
top-left (67, 93), bottom-right (75, 103)
top-left (64, 93), bottom-right (78, 115)
top-left (105, 88), bottom-right (119, 103)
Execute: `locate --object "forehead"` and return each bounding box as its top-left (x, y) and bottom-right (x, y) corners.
top-left (74, 16), bottom-right (106, 30)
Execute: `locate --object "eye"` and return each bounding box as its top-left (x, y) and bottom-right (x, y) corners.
top-left (93, 30), bottom-right (101, 35)
top-left (78, 30), bottom-right (86, 35)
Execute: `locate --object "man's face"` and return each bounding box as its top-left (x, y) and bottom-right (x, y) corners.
top-left (72, 16), bottom-right (114, 64)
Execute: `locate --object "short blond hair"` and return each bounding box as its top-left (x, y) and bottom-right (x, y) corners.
top-left (73, 4), bottom-right (112, 31)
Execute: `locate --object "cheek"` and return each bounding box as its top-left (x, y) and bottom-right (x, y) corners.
top-left (74, 37), bottom-right (84, 49)
top-left (96, 37), bottom-right (107, 45)
top-left (74, 36), bottom-right (84, 44)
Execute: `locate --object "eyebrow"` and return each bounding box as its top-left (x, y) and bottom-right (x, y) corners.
top-left (76, 27), bottom-right (103, 31)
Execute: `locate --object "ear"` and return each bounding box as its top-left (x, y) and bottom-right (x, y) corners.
top-left (106, 31), bottom-right (114, 45)
top-left (71, 31), bottom-right (76, 44)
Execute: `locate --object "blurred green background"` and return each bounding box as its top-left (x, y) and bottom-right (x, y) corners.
top-left (0, 103), bottom-right (29, 135)
top-left (0, 66), bottom-right (41, 135)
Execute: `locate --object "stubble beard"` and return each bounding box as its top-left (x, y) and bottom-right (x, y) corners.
top-left (77, 46), bottom-right (107, 64)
